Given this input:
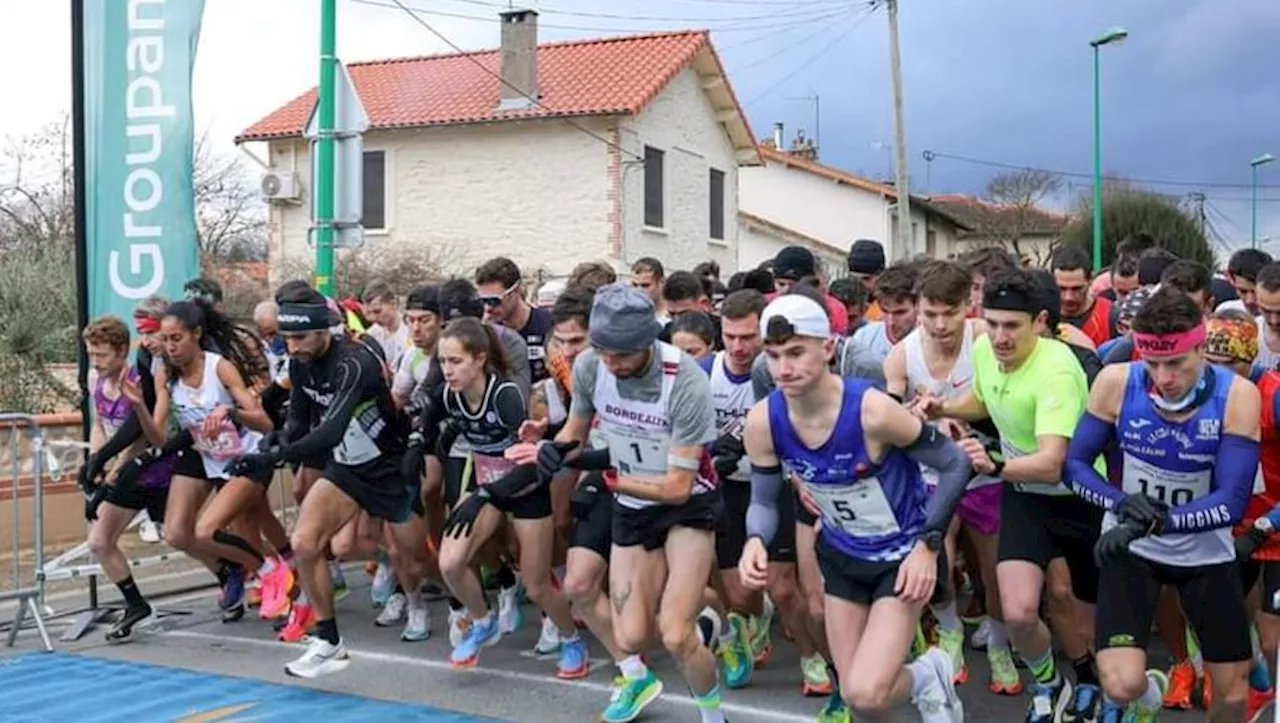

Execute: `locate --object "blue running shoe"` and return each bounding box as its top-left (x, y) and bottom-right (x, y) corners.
top-left (602, 670), bottom-right (663, 723)
top-left (557, 636), bottom-right (589, 679)
top-left (1062, 683), bottom-right (1100, 722)
top-left (449, 614), bottom-right (501, 668)
top-left (218, 565), bottom-right (245, 611)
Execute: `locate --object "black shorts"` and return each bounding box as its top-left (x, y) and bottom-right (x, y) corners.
top-left (442, 455), bottom-right (468, 510)
top-left (325, 456), bottom-right (422, 524)
top-left (442, 455), bottom-right (551, 520)
top-left (292, 451), bottom-right (330, 477)
top-left (103, 483), bottom-right (169, 523)
top-left (716, 483), bottom-right (751, 570)
top-left (997, 486), bottom-right (1102, 604)
top-left (1096, 548), bottom-right (1249, 663)
top-left (1240, 558), bottom-right (1280, 616)
top-left (612, 492), bottom-right (722, 552)
top-left (172, 449), bottom-right (272, 487)
top-left (771, 487), bottom-right (798, 563)
top-left (794, 486), bottom-right (818, 527)
top-left (816, 534), bottom-right (947, 606)
top-left (570, 473), bottom-right (613, 559)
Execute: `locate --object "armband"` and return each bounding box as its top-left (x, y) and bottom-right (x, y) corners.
top-left (668, 454), bottom-right (700, 471)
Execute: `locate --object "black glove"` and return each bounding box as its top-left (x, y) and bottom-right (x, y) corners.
top-left (443, 488), bottom-right (491, 539)
top-left (401, 432), bottom-right (428, 481)
top-left (79, 452), bottom-right (104, 496)
top-left (1094, 522), bottom-right (1143, 566)
top-left (712, 433), bottom-right (745, 482)
top-left (536, 440), bottom-right (579, 482)
top-left (435, 421), bottom-right (461, 460)
top-left (258, 428), bottom-right (284, 453)
top-left (569, 474), bottom-right (605, 521)
top-left (1237, 527), bottom-right (1268, 560)
top-left (1114, 494), bottom-right (1169, 533)
top-left (84, 483), bottom-right (110, 522)
top-left (227, 450), bottom-right (281, 478)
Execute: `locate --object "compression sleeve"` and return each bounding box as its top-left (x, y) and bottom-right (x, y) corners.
top-left (483, 463), bottom-right (540, 502)
top-left (745, 463), bottom-right (784, 545)
top-left (281, 355), bottom-right (371, 463)
top-left (137, 349), bottom-right (157, 412)
top-left (906, 425), bottom-right (974, 535)
top-left (283, 361), bottom-right (312, 442)
top-left (567, 448), bottom-right (613, 471)
top-left (1065, 412), bottom-right (1124, 510)
top-left (97, 414), bottom-right (142, 464)
top-left (1166, 432), bottom-right (1257, 533)
top-left (260, 381), bottom-right (290, 429)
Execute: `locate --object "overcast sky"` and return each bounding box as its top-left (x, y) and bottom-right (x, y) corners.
top-left (2, 0), bottom-right (1277, 253)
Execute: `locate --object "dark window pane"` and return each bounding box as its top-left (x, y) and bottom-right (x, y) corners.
top-left (644, 146), bottom-right (664, 228)
top-left (362, 150), bottom-right (386, 230)
top-left (709, 168), bottom-right (725, 240)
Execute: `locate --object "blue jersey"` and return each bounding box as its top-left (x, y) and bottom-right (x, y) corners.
top-left (768, 377), bottom-right (928, 562)
top-left (1112, 363), bottom-right (1234, 566)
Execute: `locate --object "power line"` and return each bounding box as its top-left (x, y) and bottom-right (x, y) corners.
top-left (716, 5), bottom-right (861, 53)
top-left (922, 148), bottom-right (1280, 191)
top-left (658, 0), bottom-right (855, 6)
top-left (430, 0), bottom-right (858, 24)
top-left (375, 0), bottom-right (644, 161)
top-left (743, 4), bottom-right (879, 107)
top-left (725, 3), bottom-right (875, 71)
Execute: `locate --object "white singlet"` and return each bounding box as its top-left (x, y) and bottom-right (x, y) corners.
top-left (708, 351), bottom-right (755, 482)
top-left (170, 351), bottom-right (263, 480)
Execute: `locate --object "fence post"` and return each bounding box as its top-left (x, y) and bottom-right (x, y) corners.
top-left (0, 413), bottom-right (53, 652)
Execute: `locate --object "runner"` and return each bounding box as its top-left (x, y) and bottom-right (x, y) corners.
top-left (913, 266), bottom-right (1104, 722)
top-left (476, 256), bottom-right (553, 383)
top-left (1066, 286), bottom-right (1258, 722)
top-left (230, 283), bottom-right (429, 678)
top-left (884, 259), bottom-right (1016, 693)
top-left (81, 315), bottom-right (177, 642)
top-left (739, 292), bottom-right (968, 721)
top-left (531, 283), bottom-right (726, 722)
top-left (1052, 245), bottom-right (1114, 348)
top-left (432, 316), bottom-right (586, 677)
top-left (363, 281), bottom-right (410, 372)
top-left (852, 262), bottom-right (920, 364)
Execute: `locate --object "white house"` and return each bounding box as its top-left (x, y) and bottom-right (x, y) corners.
top-left (236, 10), bottom-right (759, 282)
top-left (929, 194), bottom-right (1070, 267)
top-left (737, 134), bottom-right (969, 272)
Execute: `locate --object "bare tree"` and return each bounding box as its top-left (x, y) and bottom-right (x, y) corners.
top-left (193, 133), bottom-right (267, 265)
top-left (274, 242), bottom-right (469, 300)
top-left (975, 168), bottom-right (1064, 265)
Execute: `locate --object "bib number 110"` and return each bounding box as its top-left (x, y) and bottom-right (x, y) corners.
top-left (1136, 478), bottom-right (1193, 507)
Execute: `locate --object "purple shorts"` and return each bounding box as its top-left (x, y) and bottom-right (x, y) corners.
top-left (956, 483), bottom-right (1001, 536)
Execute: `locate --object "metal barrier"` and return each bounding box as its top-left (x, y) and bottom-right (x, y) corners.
top-left (0, 413), bottom-right (53, 651)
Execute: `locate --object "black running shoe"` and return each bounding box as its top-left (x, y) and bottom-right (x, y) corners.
top-left (105, 603), bottom-right (152, 643)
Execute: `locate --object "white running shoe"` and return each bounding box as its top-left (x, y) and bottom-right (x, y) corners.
top-left (497, 585), bottom-right (523, 634)
top-left (375, 592), bottom-right (406, 627)
top-left (370, 563), bottom-right (394, 607)
top-left (284, 637), bottom-right (350, 678)
top-left (969, 616), bottom-right (991, 650)
top-left (912, 647), bottom-right (965, 723)
top-left (139, 519), bottom-right (162, 544)
top-left (448, 608), bottom-right (470, 648)
top-left (401, 606), bottom-right (430, 642)
top-left (534, 614), bottom-right (561, 655)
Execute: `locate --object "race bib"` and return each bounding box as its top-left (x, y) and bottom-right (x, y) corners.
top-left (606, 427), bottom-right (670, 477)
top-left (190, 418), bottom-right (243, 461)
top-left (807, 478), bottom-right (900, 538)
top-left (473, 453), bottom-right (517, 487)
top-left (1121, 453), bottom-right (1210, 507)
top-left (334, 421), bottom-right (380, 466)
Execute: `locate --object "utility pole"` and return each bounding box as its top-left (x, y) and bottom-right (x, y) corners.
top-left (885, 0), bottom-right (913, 259)
top-left (314, 0), bottom-right (338, 296)
top-left (1187, 192), bottom-right (1206, 237)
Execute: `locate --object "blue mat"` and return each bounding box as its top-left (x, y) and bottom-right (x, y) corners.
top-left (0, 652), bottom-right (495, 722)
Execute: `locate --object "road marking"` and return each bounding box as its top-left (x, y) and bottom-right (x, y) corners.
top-left (165, 629), bottom-right (816, 723)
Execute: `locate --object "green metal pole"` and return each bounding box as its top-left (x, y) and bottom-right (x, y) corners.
top-left (315, 0), bottom-right (337, 296)
top-left (1091, 44), bottom-right (1103, 273)
top-left (1253, 163), bottom-right (1260, 250)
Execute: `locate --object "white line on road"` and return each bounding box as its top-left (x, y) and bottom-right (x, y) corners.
top-left (165, 629), bottom-right (816, 723)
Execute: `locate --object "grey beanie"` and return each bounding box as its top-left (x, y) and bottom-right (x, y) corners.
top-left (588, 283), bottom-right (663, 352)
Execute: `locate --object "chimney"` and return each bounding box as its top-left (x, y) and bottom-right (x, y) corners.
top-left (497, 9), bottom-right (539, 111)
top-left (772, 122), bottom-right (784, 151)
top-left (789, 128), bottom-right (818, 161)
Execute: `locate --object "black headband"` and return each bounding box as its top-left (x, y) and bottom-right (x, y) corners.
top-left (278, 303), bottom-right (333, 332)
top-left (982, 286), bottom-right (1040, 316)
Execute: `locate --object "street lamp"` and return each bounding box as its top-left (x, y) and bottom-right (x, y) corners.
top-left (1252, 153), bottom-right (1274, 249)
top-left (1091, 25), bottom-right (1129, 272)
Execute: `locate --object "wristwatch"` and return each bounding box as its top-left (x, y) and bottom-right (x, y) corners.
top-left (921, 530), bottom-right (944, 552)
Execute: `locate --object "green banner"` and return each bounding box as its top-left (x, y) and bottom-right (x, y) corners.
top-left (83, 0), bottom-right (204, 323)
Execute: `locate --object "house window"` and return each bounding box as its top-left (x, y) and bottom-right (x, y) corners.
top-left (709, 168), bottom-right (725, 240)
top-left (363, 150), bottom-right (386, 230)
top-left (643, 146), bottom-right (664, 228)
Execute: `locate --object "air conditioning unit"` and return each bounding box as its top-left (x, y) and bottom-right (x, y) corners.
top-left (260, 171), bottom-right (301, 202)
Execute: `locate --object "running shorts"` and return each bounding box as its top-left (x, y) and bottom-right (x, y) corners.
top-left (325, 456), bottom-right (423, 525)
top-left (816, 534), bottom-right (948, 606)
top-left (442, 456), bottom-right (551, 520)
top-left (716, 482), bottom-right (797, 567)
top-left (612, 492), bottom-right (722, 552)
top-left (103, 482), bottom-right (169, 523)
top-left (173, 448), bottom-right (272, 487)
top-left (956, 484), bottom-right (1001, 537)
top-left (569, 472), bottom-right (613, 559)
top-left (1096, 550), bottom-right (1249, 664)
top-left (1241, 559), bottom-right (1280, 616)
top-left (997, 485), bottom-right (1102, 604)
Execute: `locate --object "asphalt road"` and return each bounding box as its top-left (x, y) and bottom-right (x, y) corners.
top-left (3, 569), bottom-right (1211, 722)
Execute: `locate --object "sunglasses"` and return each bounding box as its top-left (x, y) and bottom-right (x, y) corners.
top-left (479, 282), bottom-right (520, 307)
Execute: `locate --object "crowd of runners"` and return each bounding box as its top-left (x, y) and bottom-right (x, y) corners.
top-left (74, 234), bottom-right (1280, 722)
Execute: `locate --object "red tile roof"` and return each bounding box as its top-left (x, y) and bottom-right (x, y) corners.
top-left (237, 30), bottom-right (718, 142)
top-left (929, 194), bottom-right (1070, 236)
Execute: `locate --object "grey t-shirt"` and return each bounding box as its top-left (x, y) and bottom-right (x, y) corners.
top-left (751, 336), bottom-right (886, 402)
top-left (493, 323), bottom-right (532, 397)
top-left (571, 342), bottom-right (716, 449)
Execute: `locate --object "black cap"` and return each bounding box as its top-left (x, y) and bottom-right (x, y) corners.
top-left (406, 284), bottom-right (441, 314)
top-left (847, 239), bottom-right (886, 275)
top-left (774, 246), bottom-right (817, 280)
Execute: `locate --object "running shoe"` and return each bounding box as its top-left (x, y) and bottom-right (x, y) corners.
top-left (936, 627), bottom-right (967, 684)
top-left (1026, 676), bottom-right (1071, 723)
top-left (1247, 687), bottom-right (1275, 723)
top-left (218, 564), bottom-right (245, 611)
top-left (910, 621), bottom-right (929, 660)
top-left (1123, 669), bottom-right (1168, 722)
top-left (800, 654), bottom-right (834, 697)
top-left (497, 584), bottom-right (524, 634)
top-left (330, 561), bottom-right (348, 601)
top-left (815, 687), bottom-right (851, 723)
top-left (401, 605), bottom-right (430, 642)
top-left (284, 636), bottom-right (350, 678)
top-left (912, 647), bottom-right (964, 723)
top-left (1062, 682), bottom-right (1101, 722)
top-left (450, 614), bottom-right (501, 668)
top-left (718, 613), bottom-right (754, 689)
top-left (105, 603), bottom-right (152, 644)
top-left (557, 636), bottom-right (590, 680)
top-left (448, 608), bottom-right (471, 648)
top-left (601, 671), bottom-right (663, 723)
top-left (376, 592), bottom-right (407, 627)
top-left (750, 595), bottom-right (775, 667)
top-left (370, 558), bottom-right (394, 608)
top-left (279, 602), bottom-right (316, 643)
top-left (1098, 699), bottom-right (1125, 722)
top-left (987, 646), bottom-right (1022, 695)
top-left (138, 518), bottom-right (162, 544)
top-left (534, 614), bottom-right (561, 655)
top-left (969, 617), bottom-right (991, 651)
top-left (258, 559), bottom-right (295, 620)
top-left (1163, 660), bottom-right (1195, 709)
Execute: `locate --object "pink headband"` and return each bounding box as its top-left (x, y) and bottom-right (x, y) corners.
top-left (1133, 322), bottom-right (1206, 359)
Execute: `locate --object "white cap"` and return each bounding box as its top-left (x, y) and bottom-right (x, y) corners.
top-left (760, 295), bottom-right (830, 341)
top-left (536, 279), bottom-right (566, 308)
